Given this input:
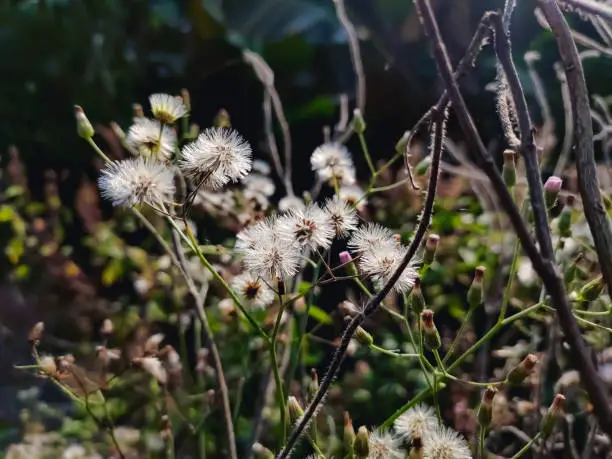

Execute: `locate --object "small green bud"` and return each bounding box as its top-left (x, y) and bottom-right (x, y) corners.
top-left (421, 309), bottom-right (441, 350)
top-left (252, 442), bottom-right (275, 459)
top-left (343, 412), bottom-right (355, 455)
top-left (214, 108), bottom-right (231, 128)
top-left (352, 108), bottom-right (366, 134)
top-left (506, 353), bottom-right (538, 387)
top-left (286, 396), bottom-right (304, 426)
top-left (354, 426), bottom-right (370, 459)
top-left (502, 149), bottom-right (517, 188)
top-left (477, 386), bottom-right (497, 429)
top-left (308, 369), bottom-right (319, 401)
top-left (180, 88), bottom-right (191, 111)
top-left (423, 234), bottom-right (440, 265)
top-left (467, 266), bottom-right (486, 308)
top-left (132, 103), bottom-right (144, 119)
top-left (74, 106), bottom-right (94, 139)
top-left (557, 195), bottom-right (574, 238)
top-left (395, 131), bottom-right (410, 156)
top-left (415, 156), bottom-right (432, 176)
top-left (354, 325), bottom-right (374, 346)
top-left (580, 275), bottom-right (605, 302)
top-left (540, 394), bottom-right (565, 438)
top-left (409, 278), bottom-right (426, 316)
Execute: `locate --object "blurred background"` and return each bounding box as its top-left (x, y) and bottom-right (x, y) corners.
top-left (1, 0), bottom-right (612, 456)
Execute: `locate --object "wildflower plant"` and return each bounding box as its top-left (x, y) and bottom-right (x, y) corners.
top-left (9, 0), bottom-right (612, 458)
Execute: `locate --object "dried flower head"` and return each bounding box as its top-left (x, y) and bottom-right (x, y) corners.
top-left (367, 429), bottom-right (404, 459)
top-left (180, 127), bottom-right (252, 190)
top-left (231, 272), bottom-right (275, 308)
top-left (310, 142), bottom-right (356, 185)
top-left (325, 197), bottom-right (359, 238)
top-left (277, 203), bottom-right (335, 251)
top-left (149, 93), bottom-right (188, 124)
top-left (126, 118), bottom-right (177, 160)
top-left (394, 404), bottom-right (438, 441)
top-left (422, 426), bottom-right (471, 459)
top-left (98, 157), bottom-right (175, 208)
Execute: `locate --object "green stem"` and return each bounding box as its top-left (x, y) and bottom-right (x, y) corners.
top-left (511, 433), bottom-right (541, 459)
top-left (369, 344), bottom-right (419, 358)
top-left (87, 137), bottom-right (111, 163)
top-left (357, 132), bottom-right (376, 176)
top-left (499, 238), bottom-right (522, 323)
top-left (442, 305), bottom-right (476, 364)
top-left (271, 295), bottom-right (288, 445)
top-left (478, 426), bottom-right (486, 459)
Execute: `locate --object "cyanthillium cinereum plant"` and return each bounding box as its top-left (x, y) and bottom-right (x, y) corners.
top-left (8, 0), bottom-right (612, 458)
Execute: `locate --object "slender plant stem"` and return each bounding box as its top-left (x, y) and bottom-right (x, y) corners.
top-left (512, 432), bottom-right (541, 459)
top-left (271, 294), bottom-right (288, 445)
top-left (357, 132), bottom-right (375, 176)
top-left (442, 305), bottom-right (476, 364)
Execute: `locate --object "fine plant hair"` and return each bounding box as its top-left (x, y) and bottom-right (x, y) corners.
top-left (413, 0), bottom-right (612, 439)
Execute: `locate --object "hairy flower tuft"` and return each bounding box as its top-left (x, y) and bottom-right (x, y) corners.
top-left (422, 426), bottom-right (471, 459)
top-left (126, 118), bottom-right (177, 160)
top-left (231, 272), bottom-right (275, 308)
top-left (180, 127), bottom-right (252, 190)
top-left (149, 93), bottom-right (188, 124)
top-left (359, 245), bottom-right (419, 293)
top-left (310, 142), bottom-right (356, 186)
top-left (394, 404), bottom-right (438, 441)
top-left (325, 197), bottom-right (359, 238)
top-left (98, 157), bottom-right (175, 208)
top-left (348, 223), bottom-right (399, 255)
top-left (367, 429), bottom-right (404, 459)
top-left (277, 203), bottom-right (335, 251)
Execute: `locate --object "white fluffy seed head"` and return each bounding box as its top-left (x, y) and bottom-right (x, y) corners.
top-left (125, 118), bottom-right (177, 160)
top-left (358, 245), bottom-right (419, 293)
top-left (179, 127), bottom-right (252, 190)
top-left (367, 429), bottom-right (404, 459)
top-left (98, 157), bottom-right (175, 208)
top-left (277, 203), bottom-right (335, 251)
top-left (231, 272), bottom-right (275, 308)
top-left (278, 195), bottom-right (306, 213)
top-left (310, 142), bottom-right (356, 186)
top-left (149, 93), bottom-right (188, 124)
top-left (243, 174), bottom-right (276, 197)
top-left (325, 197), bottom-right (359, 238)
top-left (422, 426), bottom-right (471, 459)
top-left (394, 404), bottom-right (439, 441)
top-left (348, 223), bottom-right (399, 256)
top-left (235, 218), bottom-right (300, 280)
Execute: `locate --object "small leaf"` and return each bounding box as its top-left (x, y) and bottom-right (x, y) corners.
top-left (308, 305), bottom-right (332, 324)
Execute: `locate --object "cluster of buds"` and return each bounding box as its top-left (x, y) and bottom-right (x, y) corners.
top-left (467, 266), bottom-right (486, 309)
top-left (505, 354), bottom-right (538, 387)
top-left (421, 309), bottom-right (441, 350)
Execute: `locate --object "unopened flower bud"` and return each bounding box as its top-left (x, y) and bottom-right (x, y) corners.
top-left (214, 108), bottom-right (231, 128)
top-left (395, 131), bottom-right (410, 156)
top-left (353, 322), bottom-right (373, 346)
top-left (540, 394), bottom-right (566, 438)
top-left (506, 353), bottom-right (538, 386)
top-left (39, 356), bottom-right (57, 375)
top-left (558, 195), bottom-right (574, 238)
top-left (409, 278), bottom-right (426, 315)
top-left (424, 234), bottom-right (440, 265)
top-left (421, 309), bottom-right (441, 350)
top-left (580, 275), bottom-right (605, 302)
top-left (132, 103), bottom-right (144, 119)
top-left (286, 396), bottom-right (304, 425)
top-left (252, 443), bottom-right (275, 459)
top-left (415, 156), bottom-right (432, 176)
top-left (502, 149), bottom-right (517, 188)
top-left (352, 109), bottom-right (366, 134)
top-left (354, 426), bottom-right (370, 458)
top-left (309, 369), bottom-right (319, 400)
top-left (409, 436), bottom-right (423, 459)
top-left (188, 123), bottom-right (200, 139)
top-left (28, 322), bottom-right (44, 344)
top-left (344, 412), bottom-right (355, 454)
top-left (100, 318), bottom-right (114, 337)
top-left (467, 266), bottom-right (486, 308)
top-left (339, 251), bottom-right (358, 277)
top-left (477, 386), bottom-right (497, 429)
top-left (180, 88), bottom-right (191, 110)
top-left (544, 176), bottom-right (563, 208)
top-left (74, 106), bottom-right (94, 139)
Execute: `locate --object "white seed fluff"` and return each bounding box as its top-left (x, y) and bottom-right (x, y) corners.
top-left (231, 272), bottom-right (275, 309)
top-left (310, 142), bottom-right (356, 185)
top-left (278, 195), bottom-right (306, 213)
top-left (394, 404), bottom-right (439, 441)
top-left (149, 93), bottom-right (188, 124)
top-left (277, 203), bottom-right (335, 251)
top-left (359, 245), bottom-right (419, 293)
top-left (348, 223), bottom-right (399, 256)
top-left (422, 426), bottom-right (471, 459)
top-left (325, 197), bottom-right (359, 238)
top-left (243, 173), bottom-right (276, 197)
top-left (98, 157), bottom-right (175, 208)
top-left (367, 429), bottom-right (404, 459)
top-left (125, 118), bottom-right (177, 160)
top-left (179, 127), bottom-right (252, 190)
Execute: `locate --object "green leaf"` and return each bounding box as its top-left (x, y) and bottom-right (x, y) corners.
top-left (307, 305), bottom-right (332, 324)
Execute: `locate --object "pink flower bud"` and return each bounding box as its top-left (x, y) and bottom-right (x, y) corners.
top-left (339, 251), bottom-right (353, 265)
top-left (544, 176), bottom-right (563, 193)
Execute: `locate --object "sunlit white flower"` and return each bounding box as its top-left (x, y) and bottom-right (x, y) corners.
top-left (244, 174), bottom-right (276, 197)
top-left (98, 157), bottom-right (175, 208)
top-left (348, 223), bottom-right (399, 256)
top-left (310, 142), bottom-right (356, 185)
top-left (180, 127), bottom-right (252, 190)
top-left (277, 203), bottom-right (335, 251)
top-left (325, 197), bottom-right (358, 238)
top-left (125, 118), bottom-right (177, 160)
top-left (236, 218), bottom-right (300, 280)
top-left (394, 404), bottom-right (438, 441)
top-left (422, 426), bottom-right (471, 459)
top-left (359, 245), bottom-right (419, 293)
top-left (149, 93), bottom-right (188, 124)
top-left (231, 272), bottom-right (275, 308)
top-left (279, 195), bottom-right (306, 213)
top-left (368, 430), bottom-right (404, 459)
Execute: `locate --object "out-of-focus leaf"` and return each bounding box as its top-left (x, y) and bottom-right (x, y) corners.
top-left (5, 237), bottom-right (24, 264)
top-left (292, 95), bottom-right (336, 121)
top-left (102, 258), bottom-right (124, 286)
top-left (308, 305), bottom-right (332, 324)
